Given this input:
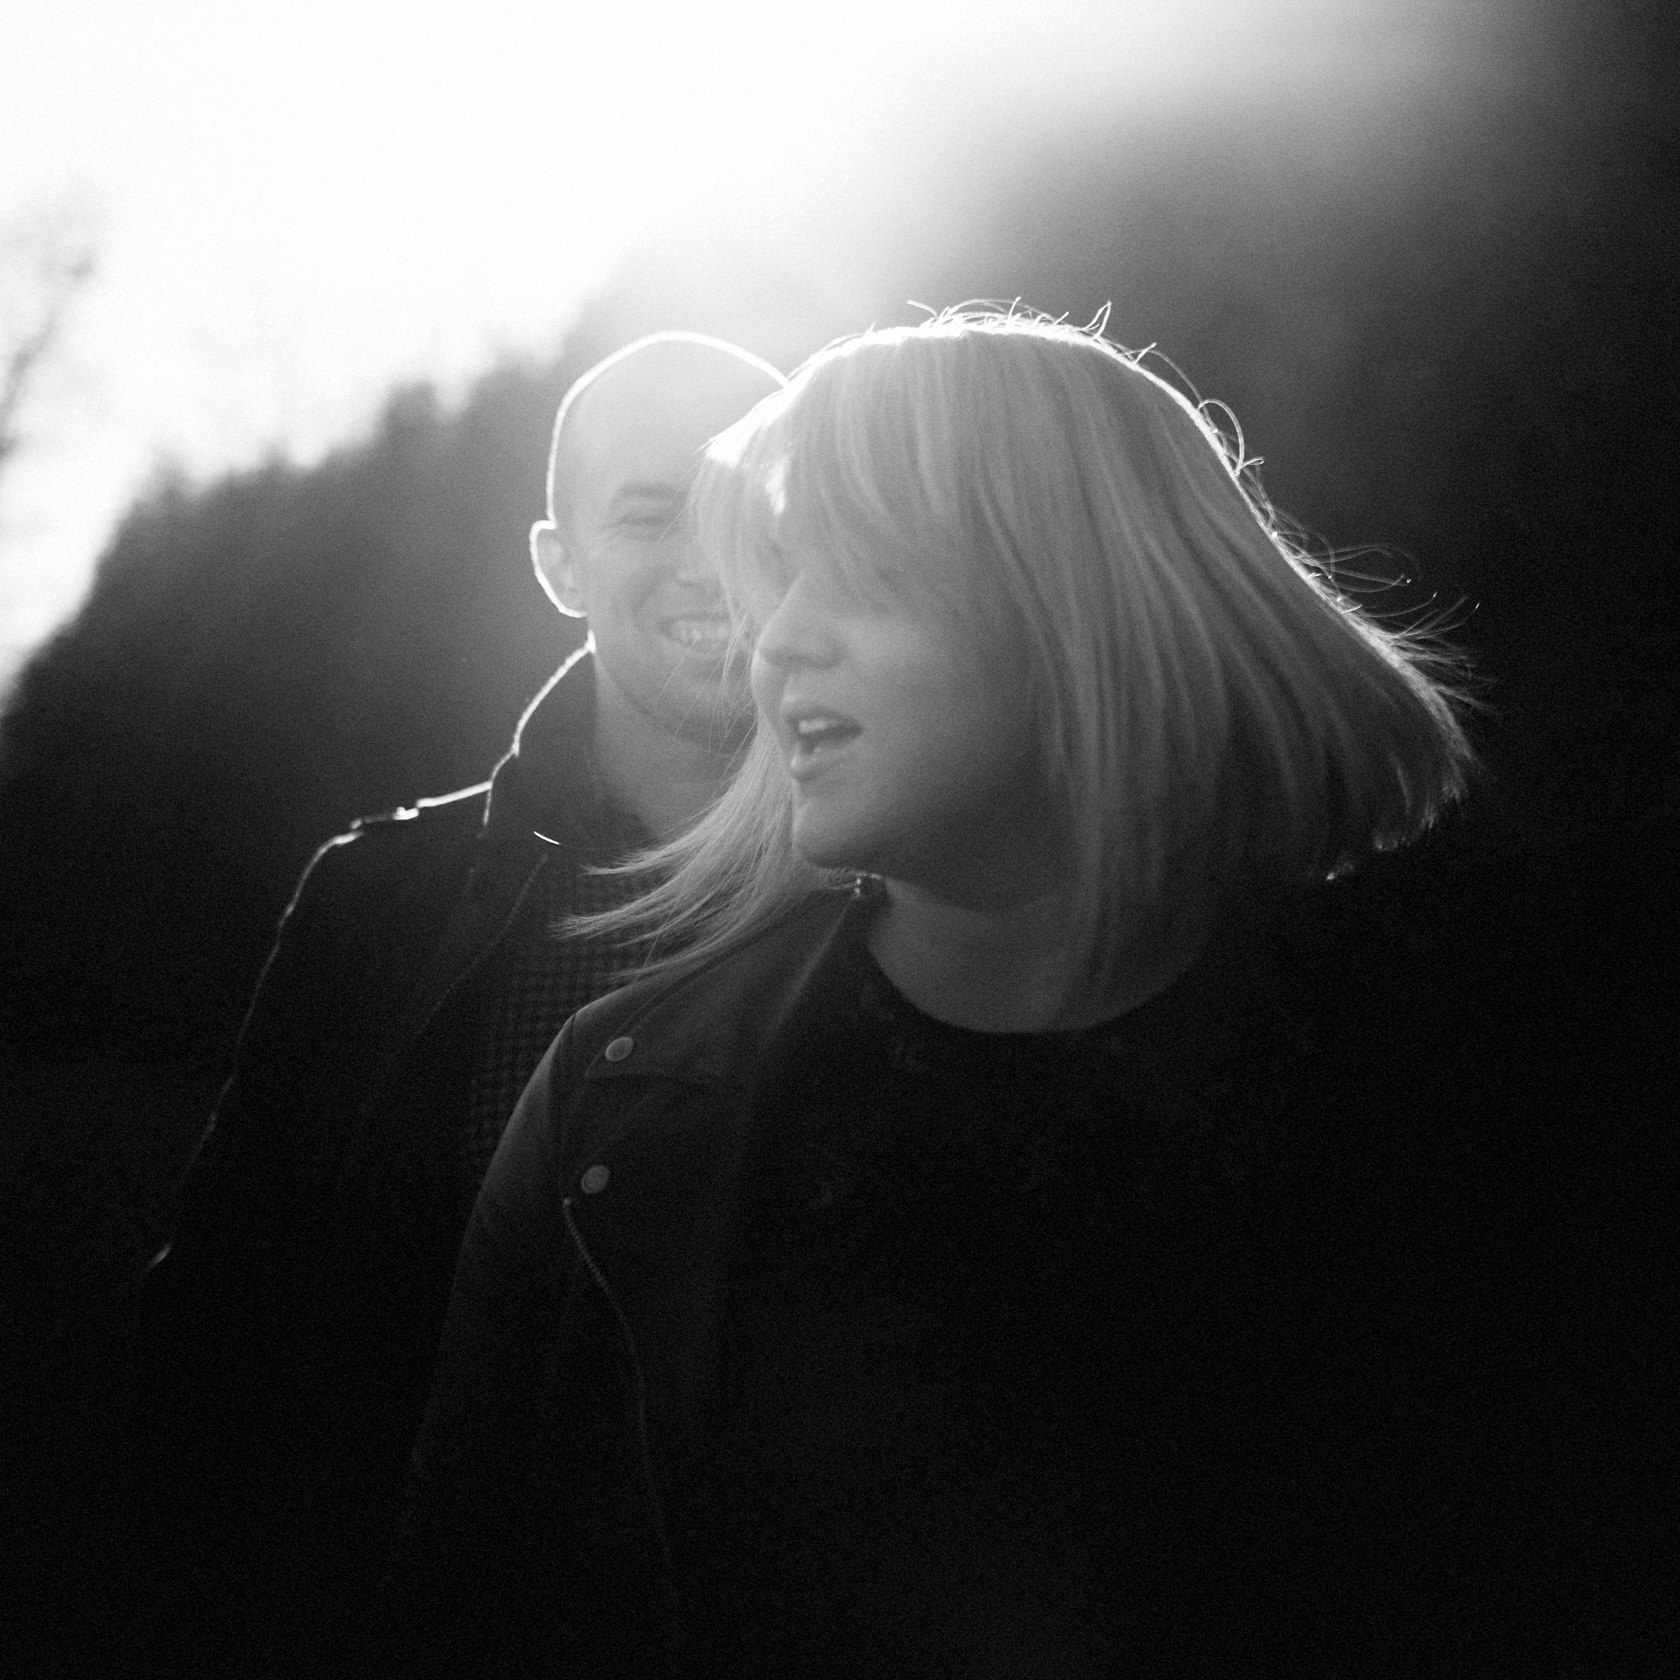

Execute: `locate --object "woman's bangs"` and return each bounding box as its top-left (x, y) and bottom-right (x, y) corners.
top-left (779, 404), bottom-right (945, 613)
top-left (712, 337), bottom-right (966, 621)
top-left (693, 420), bottom-right (797, 630)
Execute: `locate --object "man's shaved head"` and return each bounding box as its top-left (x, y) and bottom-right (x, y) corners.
top-left (529, 331), bottom-right (783, 762)
top-left (545, 332), bottom-right (784, 535)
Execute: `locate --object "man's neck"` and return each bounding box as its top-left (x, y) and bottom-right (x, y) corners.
top-left (589, 679), bottom-right (741, 844)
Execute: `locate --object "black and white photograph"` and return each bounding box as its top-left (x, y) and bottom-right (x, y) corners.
top-left (3, 3), bottom-right (1673, 1674)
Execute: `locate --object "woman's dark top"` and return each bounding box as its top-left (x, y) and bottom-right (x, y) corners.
top-left (375, 889), bottom-right (1628, 1678)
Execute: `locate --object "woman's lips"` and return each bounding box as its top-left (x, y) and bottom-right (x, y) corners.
top-left (784, 709), bottom-right (862, 774)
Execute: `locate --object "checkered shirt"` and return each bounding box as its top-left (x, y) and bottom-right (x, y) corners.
top-left (460, 809), bottom-right (648, 1193)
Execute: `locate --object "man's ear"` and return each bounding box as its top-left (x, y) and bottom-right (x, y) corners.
top-left (530, 520), bottom-right (588, 619)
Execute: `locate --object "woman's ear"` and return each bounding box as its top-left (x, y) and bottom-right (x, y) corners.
top-left (530, 520), bottom-right (588, 619)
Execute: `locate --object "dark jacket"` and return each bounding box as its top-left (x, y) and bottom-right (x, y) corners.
top-left (377, 887), bottom-right (1609, 1678)
top-left (123, 649), bottom-right (612, 1675)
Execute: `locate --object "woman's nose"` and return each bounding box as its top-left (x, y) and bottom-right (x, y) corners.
top-left (753, 574), bottom-right (837, 671)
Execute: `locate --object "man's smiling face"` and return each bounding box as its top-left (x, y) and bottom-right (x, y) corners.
top-left (540, 342), bottom-right (782, 752)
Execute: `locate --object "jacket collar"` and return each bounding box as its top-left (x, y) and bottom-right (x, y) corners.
top-left (581, 893), bottom-right (859, 1089)
top-left (577, 891), bottom-right (1308, 1133)
top-left (481, 644), bottom-right (604, 848)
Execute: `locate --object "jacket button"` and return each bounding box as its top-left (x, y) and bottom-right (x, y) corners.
top-left (580, 1164), bottom-right (610, 1194)
top-left (603, 1035), bottom-right (634, 1063)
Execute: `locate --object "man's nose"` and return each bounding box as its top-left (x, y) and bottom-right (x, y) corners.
top-left (668, 522), bottom-right (720, 587)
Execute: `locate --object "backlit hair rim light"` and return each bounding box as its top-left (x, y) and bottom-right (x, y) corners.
top-left (581, 306), bottom-right (1478, 1022)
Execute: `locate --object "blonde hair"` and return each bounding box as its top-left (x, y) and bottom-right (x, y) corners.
top-left (587, 308), bottom-right (1477, 1012)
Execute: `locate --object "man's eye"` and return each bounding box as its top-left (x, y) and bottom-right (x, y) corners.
top-left (619, 511), bottom-right (681, 537)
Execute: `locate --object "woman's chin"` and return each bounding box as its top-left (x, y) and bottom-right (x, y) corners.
top-left (788, 820), bottom-right (874, 877)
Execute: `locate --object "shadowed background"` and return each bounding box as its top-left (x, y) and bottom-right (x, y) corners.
top-left (2, 0), bottom-right (1674, 1669)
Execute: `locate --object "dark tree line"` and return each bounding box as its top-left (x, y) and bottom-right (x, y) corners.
top-left (3, 363), bottom-right (563, 1261)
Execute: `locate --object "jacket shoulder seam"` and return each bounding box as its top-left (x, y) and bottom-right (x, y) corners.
top-left (345, 781), bottom-right (493, 834)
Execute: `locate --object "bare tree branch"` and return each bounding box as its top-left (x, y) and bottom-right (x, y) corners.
top-left (0, 207), bottom-right (98, 488)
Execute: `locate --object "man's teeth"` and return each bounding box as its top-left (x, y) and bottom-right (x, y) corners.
top-left (667, 619), bottom-right (732, 650)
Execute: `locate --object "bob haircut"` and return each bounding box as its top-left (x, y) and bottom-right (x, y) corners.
top-left (586, 308), bottom-right (1477, 1016)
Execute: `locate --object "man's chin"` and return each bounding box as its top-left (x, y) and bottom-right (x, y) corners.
top-left (662, 693), bottom-right (755, 758)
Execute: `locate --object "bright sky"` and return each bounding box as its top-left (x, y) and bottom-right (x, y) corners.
top-left (0, 0), bottom-right (1493, 688)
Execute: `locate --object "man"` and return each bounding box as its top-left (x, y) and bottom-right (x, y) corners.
top-left (122, 333), bottom-right (784, 1674)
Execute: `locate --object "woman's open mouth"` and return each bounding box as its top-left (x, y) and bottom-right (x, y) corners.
top-left (787, 711), bottom-right (862, 769)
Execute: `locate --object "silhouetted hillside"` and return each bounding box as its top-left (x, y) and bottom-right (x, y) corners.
top-left (4, 377), bottom-right (550, 1092)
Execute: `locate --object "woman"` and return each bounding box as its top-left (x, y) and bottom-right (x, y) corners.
top-left (376, 311), bottom-right (1484, 1676)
